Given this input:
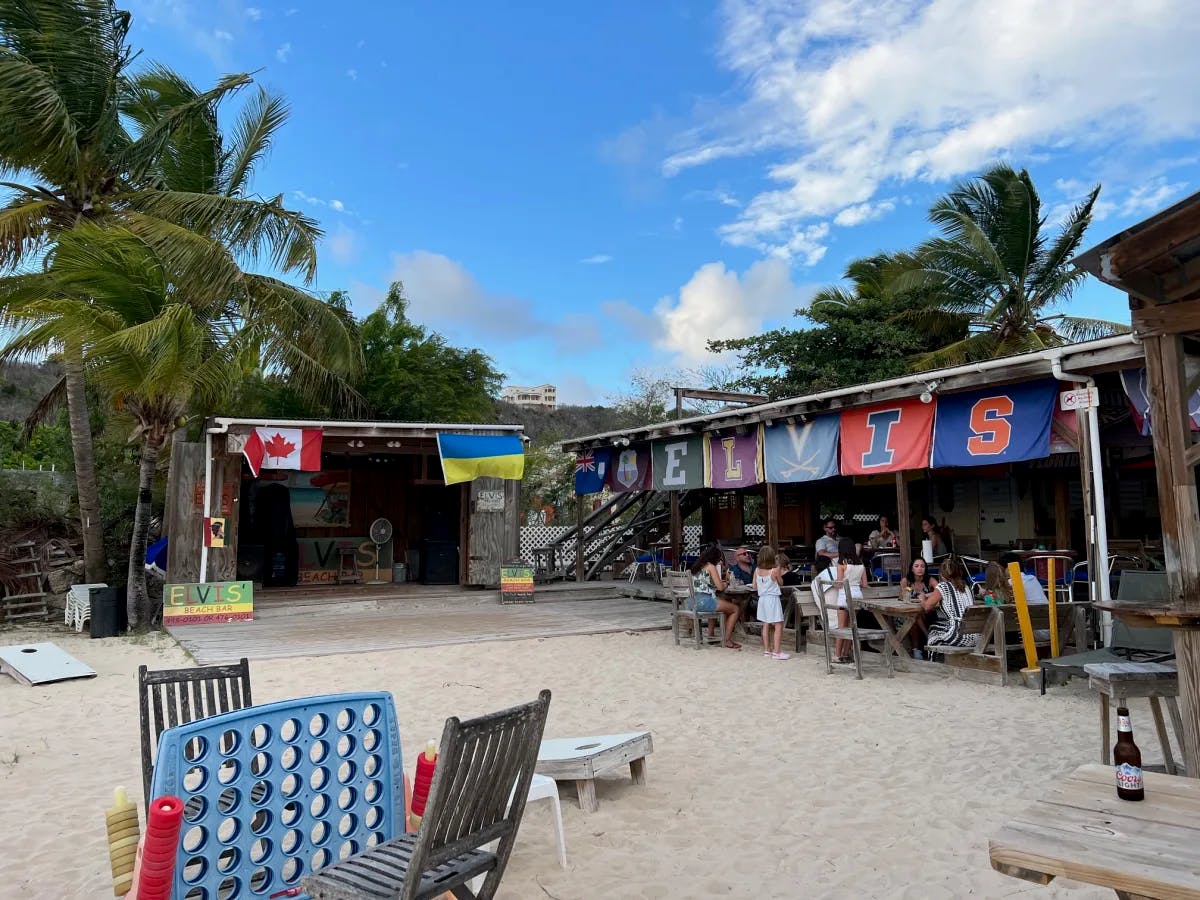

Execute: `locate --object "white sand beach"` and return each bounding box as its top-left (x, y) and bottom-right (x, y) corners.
top-left (0, 623), bottom-right (1153, 899)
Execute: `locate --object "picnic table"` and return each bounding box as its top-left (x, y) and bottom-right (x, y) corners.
top-left (853, 595), bottom-right (923, 673)
top-left (989, 763), bottom-right (1200, 899)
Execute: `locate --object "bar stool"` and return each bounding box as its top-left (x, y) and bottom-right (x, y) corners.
top-left (1085, 661), bottom-right (1185, 776)
top-left (336, 546), bottom-right (361, 584)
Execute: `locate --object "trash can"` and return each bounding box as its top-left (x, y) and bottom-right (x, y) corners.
top-left (89, 585), bottom-right (128, 638)
top-left (392, 563), bottom-right (407, 584)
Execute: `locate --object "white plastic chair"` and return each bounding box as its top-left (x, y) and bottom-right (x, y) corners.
top-left (65, 582), bottom-right (107, 632)
top-left (470, 772), bottom-right (566, 891)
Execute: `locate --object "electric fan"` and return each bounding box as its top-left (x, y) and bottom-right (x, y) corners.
top-left (367, 517), bottom-right (393, 585)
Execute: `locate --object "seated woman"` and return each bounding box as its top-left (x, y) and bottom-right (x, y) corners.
top-left (689, 544), bottom-right (742, 650)
top-left (920, 556), bottom-right (977, 653)
top-left (813, 538), bottom-right (868, 664)
top-left (900, 557), bottom-right (939, 658)
top-left (920, 516), bottom-right (947, 558)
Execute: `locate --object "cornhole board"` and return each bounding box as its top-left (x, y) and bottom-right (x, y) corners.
top-left (536, 731), bottom-right (652, 813)
top-left (0, 641), bottom-right (96, 687)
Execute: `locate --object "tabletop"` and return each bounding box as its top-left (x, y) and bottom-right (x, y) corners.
top-left (854, 596), bottom-right (923, 616)
top-left (989, 763), bottom-right (1200, 899)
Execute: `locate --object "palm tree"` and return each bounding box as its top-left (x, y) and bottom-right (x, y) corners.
top-left (896, 164), bottom-right (1129, 367)
top-left (0, 224), bottom-right (358, 626)
top-left (0, 0), bottom-right (321, 582)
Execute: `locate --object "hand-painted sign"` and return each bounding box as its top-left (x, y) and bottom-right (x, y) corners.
top-left (296, 538), bottom-right (389, 585)
top-left (610, 445), bottom-right (653, 492)
top-left (706, 429), bottom-right (762, 489)
top-left (500, 563), bottom-right (534, 604)
top-left (163, 581), bottom-right (253, 625)
top-left (652, 436), bottom-right (706, 490)
top-left (763, 417), bottom-right (840, 483)
top-left (932, 380), bottom-right (1058, 467)
top-left (840, 398), bottom-right (935, 475)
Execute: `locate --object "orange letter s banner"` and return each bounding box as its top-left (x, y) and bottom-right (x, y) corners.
top-left (966, 396), bottom-right (1014, 456)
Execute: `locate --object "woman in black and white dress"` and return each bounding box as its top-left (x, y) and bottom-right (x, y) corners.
top-left (920, 556), bottom-right (976, 653)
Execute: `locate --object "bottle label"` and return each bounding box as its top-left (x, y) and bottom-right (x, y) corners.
top-left (1116, 762), bottom-right (1143, 792)
top-left (1118, 715), bottom-right (1132, 732)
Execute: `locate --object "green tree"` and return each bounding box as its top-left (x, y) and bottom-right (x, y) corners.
top-left (358, 282), bottom-right (502, 422)
top-left (0, 0), bottom-right (322, 583)
top-left (1, 224), bottom-right (357, 626)
top-left (711, 255), bottom-right (964, 397)
top-left (897, 164), bottom-right (1129, 366)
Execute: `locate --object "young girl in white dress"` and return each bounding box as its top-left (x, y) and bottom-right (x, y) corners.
top-left (755, 545), bottom-right (788, 659)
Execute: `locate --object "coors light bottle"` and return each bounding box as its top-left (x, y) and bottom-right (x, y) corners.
top-left (1114, 706), bottom-right (1145, 801)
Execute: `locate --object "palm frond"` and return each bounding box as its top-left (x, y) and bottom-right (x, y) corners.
top-left (223, 87), bottom-right (288, 196)
top-left (123, 64), bottom-right (220, 194)
top-left (22, 373), bottom-right (65, 440)
top-left (119, 211), bottom-right (244, 306)
top-left (1044, 314), bottom-right (1131, 343)
top-left (0, 48), bottom-right (80, 176)
top-left (0, 195), bottom-right (53, 269)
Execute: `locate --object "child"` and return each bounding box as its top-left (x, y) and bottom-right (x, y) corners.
top-left (755, 545), bottom-right (788, 660)
top-left (980, 562), bottom-right (1012, 606)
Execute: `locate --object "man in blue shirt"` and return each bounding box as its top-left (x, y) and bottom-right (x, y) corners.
top-left (728, 546), bottom-right (755, 584)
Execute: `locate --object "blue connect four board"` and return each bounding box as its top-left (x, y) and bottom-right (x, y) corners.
top-left (150, 691), bottom-right (404, 900)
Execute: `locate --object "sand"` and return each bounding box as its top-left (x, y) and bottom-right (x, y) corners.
top-left (0, 622), bottom-right (1156, 899)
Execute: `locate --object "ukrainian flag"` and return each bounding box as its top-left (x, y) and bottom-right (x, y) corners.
top-left (437, 433), bottom-right (525, 485)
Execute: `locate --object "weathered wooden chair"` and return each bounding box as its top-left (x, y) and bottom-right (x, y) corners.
top-left (812, 578), bottom-right (892, 679)
top-left (787, 586), bottom-right (822, 653)
top-left (663, 569), bottom-right (721, 649)
top-left (137, 657), bottom-right (253, 808)
top-left (302, 689), bottom-right (552, 900)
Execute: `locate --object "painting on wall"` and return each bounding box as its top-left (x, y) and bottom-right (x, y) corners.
top-left (257, 469), bottom-right (352, 527)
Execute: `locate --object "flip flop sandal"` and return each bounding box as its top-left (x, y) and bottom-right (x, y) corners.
top-left (724, 641), bottom-right (743, 650)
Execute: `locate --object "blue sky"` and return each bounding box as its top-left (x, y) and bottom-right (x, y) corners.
top-left (128, 0), bottom-right (1200, 404)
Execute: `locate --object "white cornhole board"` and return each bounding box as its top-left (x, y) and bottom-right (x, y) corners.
top-left (536, 731), bottom-right (653, 813)
top-left (0, 642), bottom-right (96, 687)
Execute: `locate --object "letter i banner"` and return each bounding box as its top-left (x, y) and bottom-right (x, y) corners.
top-left (930, 379), bottom-right (1058, 467)
top-left (839, 398), bottom-right (935, 475)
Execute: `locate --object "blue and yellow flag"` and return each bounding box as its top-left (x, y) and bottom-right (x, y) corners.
top-left (436, 433), bottom-right (525, 485)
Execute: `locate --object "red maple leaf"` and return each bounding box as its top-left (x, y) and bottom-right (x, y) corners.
top-left (264, 432), bottom-right (297, 460)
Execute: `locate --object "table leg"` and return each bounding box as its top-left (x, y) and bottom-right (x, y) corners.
top-left (1148, 697), bottom-right (1177, 776)
top-left (1101, 693), bottom-right (1111, 765)
top-left (575, 778), bottom-right (598, 813)
top-left (630, 757), bottom-right (647, 785)
top-left (1166, 697), bottom-right (1187, 774)
top-left (870, 610), bottom-right (912, 673)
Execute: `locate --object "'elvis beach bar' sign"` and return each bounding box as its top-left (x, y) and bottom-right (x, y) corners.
top-left (163, 580), bottom-right (255, 625)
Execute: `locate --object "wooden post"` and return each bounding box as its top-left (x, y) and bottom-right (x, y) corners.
top-left (1046, 557), bottom-right (1059, 658)
top-left (895, 472), bottom-right (912, 574)
top-left (575, 496), bottom-right (585, 582)
top-left (1076, 409), bottom-right (1099, 607)
top-left (670, 493), bottom-right (682, 569)
top-left (766, 482), bottom-right (779, 548)
top-left (1053, 477), bottom-right (1071, 551)
top-left (1143, 332), bottom-right (1200, 775)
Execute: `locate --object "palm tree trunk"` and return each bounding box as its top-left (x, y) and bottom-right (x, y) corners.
top-left (126, 439), bottom-right (160, 629)
top-left (63, 341), bottom-right (107, 583)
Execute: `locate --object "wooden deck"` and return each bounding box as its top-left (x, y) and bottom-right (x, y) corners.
top-left (168, 587), bottom-right (668, 665)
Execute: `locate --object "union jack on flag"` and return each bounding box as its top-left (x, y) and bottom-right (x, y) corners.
top-left (575, 452), bottom-right (596, 474)
top-left (573, 447), bottom-right (610, 495)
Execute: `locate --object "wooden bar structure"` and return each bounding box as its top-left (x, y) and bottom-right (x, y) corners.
top-left (1075, 190), bottom-right (1200, 778)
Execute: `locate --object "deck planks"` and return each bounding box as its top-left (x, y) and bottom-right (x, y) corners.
top-left (168, 592), bottom-right (668, 665)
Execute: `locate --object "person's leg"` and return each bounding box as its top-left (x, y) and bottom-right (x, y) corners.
top-left (719, 599), bottom-right (741, 647)
top-left (761, 618), bottom-right (771, 655)
top-left (837, 608), bottom-right (850, 659)
top-left (773, 621), bottom-right (784, 655)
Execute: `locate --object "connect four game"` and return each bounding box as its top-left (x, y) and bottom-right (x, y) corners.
top-left (149, 691), bottom-right (404, 899)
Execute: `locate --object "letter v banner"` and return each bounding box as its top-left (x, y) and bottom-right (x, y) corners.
top-left (931, 379), bottom-right (1057, 467)
top-left (839, 398), bottom-right (935, 475)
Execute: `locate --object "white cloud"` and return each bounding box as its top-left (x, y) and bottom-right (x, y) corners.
top-left (325, 225), bottom-right (358, 265)
top-left (833, 199), bottom-right (896, 227)
top-left (580, 254), bottom-right (613, 265)
top-left (636, 0), bottom-right (1200, 258)
top-left (275, 42), bottom-right (291, 62)
top-left (286, 7), bottom-right (298, 15)
top-left (292, 191), bottom-right (355, 217)
top-left (651, 259), bottom-right (810, 365)
top-left (1049, 173), bottom-right (1190, 225)
top-left (214, 29), bottom-right (233, 41)
top-left (329, 199), bottom-right (345, 212)
top-left (346, 69), bottom-right (358, 81)
top-left (245, 6), bottom-right (262, 20)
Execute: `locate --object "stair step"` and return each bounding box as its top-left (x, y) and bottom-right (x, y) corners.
top-left (3, 592), bottom-right (47, 601)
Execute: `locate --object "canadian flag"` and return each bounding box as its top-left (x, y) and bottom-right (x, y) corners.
top-left (243, 427), bottom-right (323, 477)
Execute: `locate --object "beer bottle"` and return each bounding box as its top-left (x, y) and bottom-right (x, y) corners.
top-left (1114, 706), bottom-right (1144, 801)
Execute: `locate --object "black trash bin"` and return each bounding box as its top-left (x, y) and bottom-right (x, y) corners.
top-left (89, 585), bottom-right (128, 638)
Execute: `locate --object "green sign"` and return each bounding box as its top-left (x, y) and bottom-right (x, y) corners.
top-left (500, 564), bottom-right (534, 604)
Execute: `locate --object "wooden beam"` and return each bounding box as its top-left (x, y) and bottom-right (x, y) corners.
top-left (1109, 203), bottom-right (1200, 279)
top-left (1185, 442), bottom-right (1200, 470)
top-left (674, 387), bottom-right (768, 405)
top-left (670, 493), bottom-right (682, 571)
top-left (1054, 477), bottom-right (1071, 551)
top-left (895, 471), bottom-right (912, 574)
top-left (575, 498), bottom-right (585, 582)
top-left (1133, 295), bottom-right (1200, 336)
top-left (766, 481), bottom-right (780, 549)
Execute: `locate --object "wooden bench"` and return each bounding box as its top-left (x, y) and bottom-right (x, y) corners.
top-left (928, 602), bottom-right (1089, 686)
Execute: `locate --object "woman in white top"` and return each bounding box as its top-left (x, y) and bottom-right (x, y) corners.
top-left (812, 538), bottom-right (869, 663)
top-left (754, 545), bottom-right (788, 660)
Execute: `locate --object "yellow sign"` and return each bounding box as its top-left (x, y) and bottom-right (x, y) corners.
top-left (500, 564), bottom-right (534, 604)
top-left (163, 580), bottom-right (254, 625)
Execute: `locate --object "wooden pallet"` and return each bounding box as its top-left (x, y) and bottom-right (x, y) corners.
top-left (2, 541), bottom-right (48, 623)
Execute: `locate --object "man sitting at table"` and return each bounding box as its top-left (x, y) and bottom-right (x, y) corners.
top-left (998, 552), bottom-right (1048, 604)
top-left (815, 520), bottom-right (840, 572)
top-left (728, 546), bottom-right (755, 585)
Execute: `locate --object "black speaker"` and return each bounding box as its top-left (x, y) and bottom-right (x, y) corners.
top-left (237, 545), bottom-right (265, 583)
top-left (422, 540), bottom-right (458, 584)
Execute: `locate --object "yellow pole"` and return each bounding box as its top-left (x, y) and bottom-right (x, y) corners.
top-left (1047, 557), bottom-right (1059, 658)
top-left (1008, 561), bottom-right (1038, 670)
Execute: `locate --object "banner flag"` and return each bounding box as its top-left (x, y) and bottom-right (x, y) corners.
top-left (1121, 367), bottom-right (1200, 435)
top-left (763, 417), bottom-right (840, 483)
top-left (706, 429), bottom-right (762, 489)
top-left (436, 433), bottom-right (524, 485)
top-left (574, 447), bottom-right (611, 495)
top-left (651, 435), bottom-right (706, 490)
top-left (932, 379), bottom-right (1058, 467)
top-left (243, 426), bottom-right (322, 477)
top-left (839, 398), bottom-right (935, 475)
top-left (610, 444), bottom-right (653, 492)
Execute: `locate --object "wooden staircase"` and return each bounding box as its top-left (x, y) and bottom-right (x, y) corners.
top-left (2, 541), bottom-right (49, 622)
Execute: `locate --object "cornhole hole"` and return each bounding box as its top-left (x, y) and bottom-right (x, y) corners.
top-left (0, 641), bottom-right (96, 687)
top-left (536, 731), bottom-right (653, 812)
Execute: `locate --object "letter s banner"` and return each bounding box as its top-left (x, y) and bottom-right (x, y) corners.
top-left (840, 398), bottom-right (935, 475)
top-left (931, 379), bottom-right (1058, 468)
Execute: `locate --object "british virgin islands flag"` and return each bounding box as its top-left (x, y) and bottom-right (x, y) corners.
top-left (436, 433), bottom-right (525, 485)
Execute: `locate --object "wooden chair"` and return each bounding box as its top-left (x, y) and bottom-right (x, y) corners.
top-left (663, 570), bottom-right (721, 649)
top-left (812, 577), bottom-right (893, 679)
top-left (137, 658), bottom-right (252, 809)
top-left (787, 586), bottom-right (822, 653)
top-left (302, 690), bottom-right (552, 900)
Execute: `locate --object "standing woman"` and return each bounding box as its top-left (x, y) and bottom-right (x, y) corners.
top-left (921, 556), bottom-right (977, 653)
top-left (689, 545), bottom-right (742, 650)
top-left (816, 538), bottom-right (868, 663)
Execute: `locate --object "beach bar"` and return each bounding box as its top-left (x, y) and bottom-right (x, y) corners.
top-left (164, 417), bottom-right (526, 591)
